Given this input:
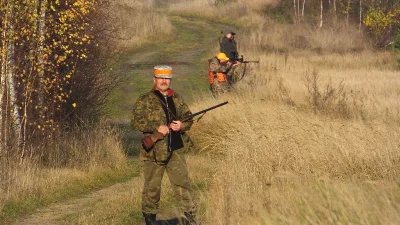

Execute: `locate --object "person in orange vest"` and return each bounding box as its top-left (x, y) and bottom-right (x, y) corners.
top-left (208, 52), bottom-right (233, 91)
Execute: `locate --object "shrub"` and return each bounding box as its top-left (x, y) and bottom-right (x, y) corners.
top-left (303, 69), bottom-right (349, 118)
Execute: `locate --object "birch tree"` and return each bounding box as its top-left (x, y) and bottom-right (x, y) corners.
top-left (294, 0), bottom-right (298, 23)
top-left (320, 0), bottom-right (324, 28)
top-left (0, 0), bottom-right (119, 158)
top-left (346, 0), bottom-right (351, 25)
top-left (0, 2), bottom-right (7, 155)
top-left (0, 0), bottom-right (19, 155)
top-left (359, 0), bottom-right (362, 32)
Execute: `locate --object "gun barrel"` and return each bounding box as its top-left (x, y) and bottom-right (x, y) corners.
top-left (243, 60), bottom-right (259, 63)
top-left (182, 101), bottom-right (228, 122)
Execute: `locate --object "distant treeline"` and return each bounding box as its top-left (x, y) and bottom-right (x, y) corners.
top-left (232, 0), bottom-right (400, 47)
top-left (288, 0), bottom-right (399, 47)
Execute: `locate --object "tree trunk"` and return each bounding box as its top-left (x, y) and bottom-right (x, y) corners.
top-left (359, 0), bottom-right (362, 32)
top-left (18, 0), bottom-right (47, 159)
top-left (334, 0), bottom-right (337, 15)
top-left (1, 0), bottom-right (19, 155)
top-left (297, 0), bottom-right (300, 20)
top-left (293, 0), bottom-right (298, 23)
top-left (302, 0), bottom-right (306, 17)
top-left (0, 11), bottom-right (7, 155)
top-left (319, 0), bottom-right (323, 28)
top-left (6, 0), bottom-right (20, 148)
top-left (37, 0), bottom-right (46, 107)
top-left (328, 0), bottom-right (331, 13)
top-left (347, 0), bottom-right (351, 25)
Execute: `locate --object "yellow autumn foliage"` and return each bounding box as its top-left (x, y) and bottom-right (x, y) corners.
top-left (363, 6), bottom-right (400, 45)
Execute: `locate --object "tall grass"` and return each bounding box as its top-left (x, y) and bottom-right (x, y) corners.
top-left (107, 0), bottom-right (173, 50)
top-left (168, 1), bottom-right (400, 223)
top-left (168, 0), bottom-right (272, 25)
top-left (189, 88), bottom-right (400, 224)
top-left (236, 49), bottom-right (399, 123)
top-left (0, 124), bottom-right (129, 222)
top-left (244, 20), bottom-right (368, 54)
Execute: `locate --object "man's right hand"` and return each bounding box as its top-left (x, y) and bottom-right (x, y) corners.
top-left (158, 125), bottom-right (170, 136)
top-left (233, 61), bottom-right (241, 66)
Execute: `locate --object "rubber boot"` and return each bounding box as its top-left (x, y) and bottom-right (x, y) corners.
top-left (184, 211), bottom-right (198, 225)
top-left (142, 212), bottom-right (156, 225)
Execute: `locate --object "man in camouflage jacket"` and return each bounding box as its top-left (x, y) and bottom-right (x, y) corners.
top-left (131, 65), bottom-right (197, 225)
top-left (209, 52), bottom-right (233, 75)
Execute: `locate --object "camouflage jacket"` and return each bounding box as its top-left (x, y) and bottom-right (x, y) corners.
top-left (131, 89), bottom-right (193, 161)
top-left (209, 57), bottom-right (232, 74)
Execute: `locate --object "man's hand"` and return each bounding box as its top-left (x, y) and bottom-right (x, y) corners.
top-left (169, 120), bottom-right (184, 132)
top-left (157, 125), bottom-right (170, 136)
top-left (234, 61), bottom-right (241, 66)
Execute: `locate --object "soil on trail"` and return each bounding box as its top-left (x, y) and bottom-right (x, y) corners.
top-left (10, 14), bottom-right (236, 225)
top-left (11, 177), bottom-right (142, 225)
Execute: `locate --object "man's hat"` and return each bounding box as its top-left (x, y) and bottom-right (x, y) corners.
top-left (154, 65), bottom-right (172, 78)
top-left (225, 29), bottom-right (236, 35)
top-left (216, 52), bottom-right (230, 61)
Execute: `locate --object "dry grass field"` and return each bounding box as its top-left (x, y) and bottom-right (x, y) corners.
top-left (2, 0), bottom-right (399, 224)
top-left (107, 0), bottom-right (173, 50)
top-left (167, 0), bottom-right (400, 224)
top-left (0, 125), bottom-right (130, 221)
top-left (190, 92), bottom-right (400, 224)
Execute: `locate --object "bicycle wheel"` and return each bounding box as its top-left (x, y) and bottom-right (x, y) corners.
top-left (230, 64), bottom-right (246, 84)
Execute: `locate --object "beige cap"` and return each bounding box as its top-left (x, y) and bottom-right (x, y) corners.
top-left (154, 65), bottom-right (172, 78)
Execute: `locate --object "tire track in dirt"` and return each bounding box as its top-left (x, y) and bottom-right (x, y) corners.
top-left (11, 176), bottom-right (142, 225)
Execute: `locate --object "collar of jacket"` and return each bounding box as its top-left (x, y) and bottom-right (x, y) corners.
top-left (152, 86), bottom-right (174, 97)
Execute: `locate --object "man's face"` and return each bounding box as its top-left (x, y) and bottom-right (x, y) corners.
top-left (226, 33), bottom-right (232, 39)
top-left (220, 59), bottom-right (228, 64)
top-left (153, 77), bottom-right (171, 92)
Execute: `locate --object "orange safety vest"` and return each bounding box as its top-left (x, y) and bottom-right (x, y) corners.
top-left (217, 72), bottom-right (227, 82)
top-left (208, 71), bottom-right (215, 84)
top-left (208, 58), bottom-right (228, 84)
top-left (209, 71), bottom-right (227, 84)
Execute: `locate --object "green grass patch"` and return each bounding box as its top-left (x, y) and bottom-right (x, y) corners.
top-left (0, 160), bottom-right (140, 224)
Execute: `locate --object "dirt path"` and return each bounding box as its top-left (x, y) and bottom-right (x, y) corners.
top-left (107, 15), bottom-right (237, 121)
top-left (11, 12), bottom-right (236, 225)
top-left (11, 177), bottom-right (143, 225)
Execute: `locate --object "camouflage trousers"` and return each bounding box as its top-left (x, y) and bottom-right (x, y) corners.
top-left (141, 148), bottom-right (196, 214)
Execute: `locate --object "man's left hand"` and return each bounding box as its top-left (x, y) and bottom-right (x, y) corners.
top-left (170, 120), bottom-right (184, 131)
